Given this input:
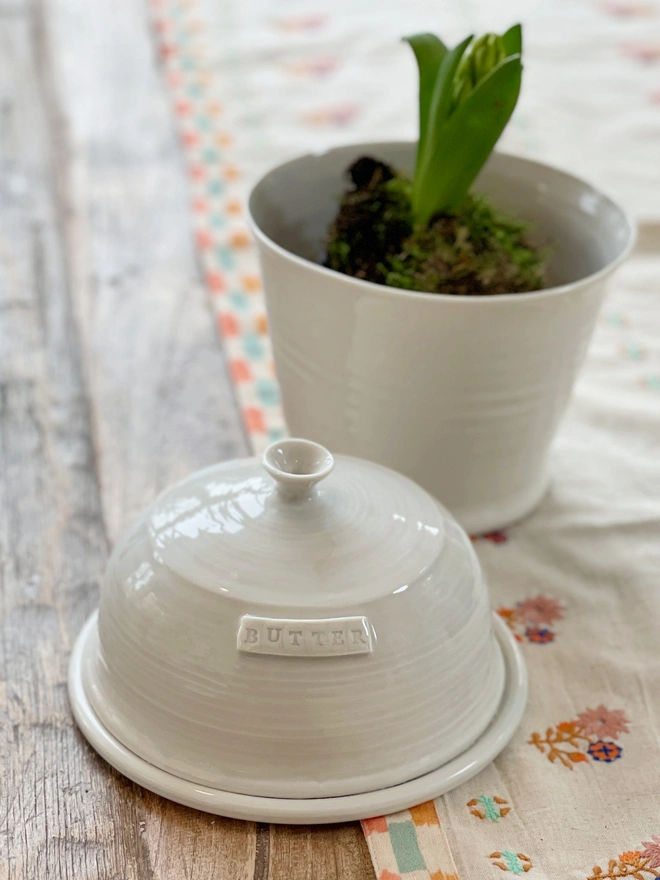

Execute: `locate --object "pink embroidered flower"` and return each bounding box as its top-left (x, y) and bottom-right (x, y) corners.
top-left (622, 42), bottom-right (660, 63)
top-left (517, 595), bottom-right (565, 626)
top-left (302, 103), bottom-right (360, 127)
top-left (603, 2), bottom-right (655, 17)
top-left (285, 57), bottom-right (338, 78)
top-left (575, 706), bottom-right (630, 739)
top-left (273, 14), bottom-right (326, 32)
top-left (641, 835), bottom-right (660, 869)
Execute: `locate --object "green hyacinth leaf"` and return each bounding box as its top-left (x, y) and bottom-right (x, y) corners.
top-left (501, 23), bottom-right (522, 56)
top-left (412, 34), bottom-right (473, 214)
top-left (413, 54), bottom-right (522, 224)
top-left (403, 33), bottom-right (448, 172)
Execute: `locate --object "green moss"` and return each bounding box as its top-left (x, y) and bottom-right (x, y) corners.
top-left (324, 157), bottom-right (549, 296)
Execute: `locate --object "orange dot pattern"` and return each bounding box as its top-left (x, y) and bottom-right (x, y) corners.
top-left (151, 0), bottom-right (285, 451)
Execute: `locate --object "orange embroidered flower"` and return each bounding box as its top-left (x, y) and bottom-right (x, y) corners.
top-left (557, 721), bottom-right (578, 733)
top-left (497, 608), bottom-right (516, 621)
top-left (619, 851), bottom-right (642, 866)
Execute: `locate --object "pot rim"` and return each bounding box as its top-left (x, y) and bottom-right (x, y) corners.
top-left (247, 141), bottom-right (638, 305)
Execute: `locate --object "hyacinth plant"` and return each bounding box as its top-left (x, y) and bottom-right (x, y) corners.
top-left (405, 25), bottom-right (522, 224)
top-left (325, 26), bottom-right (549, 296)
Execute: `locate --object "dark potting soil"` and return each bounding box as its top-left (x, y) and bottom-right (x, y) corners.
top-left (323, 156), bottom-right (548, 296)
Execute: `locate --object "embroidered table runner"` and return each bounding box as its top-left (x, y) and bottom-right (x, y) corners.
top-left (150, 0), bottom-right (660, 875)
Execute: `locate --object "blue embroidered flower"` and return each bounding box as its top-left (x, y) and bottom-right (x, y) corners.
top-left (525, 627), bottom-right (554, 644)
top-left (588, 740), bottom-right (622, 762)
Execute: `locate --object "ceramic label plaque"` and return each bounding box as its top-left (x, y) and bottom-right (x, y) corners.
top-left (237, 615), bottom-right (373, 657)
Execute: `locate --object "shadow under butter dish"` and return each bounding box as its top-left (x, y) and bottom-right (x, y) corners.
top-left (69, 439), bottom-right (526, 821)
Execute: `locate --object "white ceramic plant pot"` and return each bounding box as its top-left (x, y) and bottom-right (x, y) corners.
top-left (248, 143), bottom-right (636, 533)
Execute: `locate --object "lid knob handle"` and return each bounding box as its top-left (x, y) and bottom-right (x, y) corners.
top-left (262, 438), bottom-right (334, 500)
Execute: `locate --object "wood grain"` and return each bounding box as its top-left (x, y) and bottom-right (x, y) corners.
top-left (1, 7), bottom-right (155, 877)
top-left (0, 0), bottom-right (374, 876)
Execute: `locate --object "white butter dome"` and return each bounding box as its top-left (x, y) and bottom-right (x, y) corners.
top-left (77, 439), bottom-right (508, 800)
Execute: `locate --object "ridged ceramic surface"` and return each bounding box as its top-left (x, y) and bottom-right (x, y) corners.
top-left (84, 447), bottom-right (504, 798)
top-left (248, 145), bottom-right (635, 533)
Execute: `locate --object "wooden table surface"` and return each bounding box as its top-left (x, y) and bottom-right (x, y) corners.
top-left (0, 0), bottom-right (373, 875)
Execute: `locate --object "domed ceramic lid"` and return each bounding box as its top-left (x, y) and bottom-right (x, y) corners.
top-left (148, 438), bottom-right (452, 607)
top-left (69, 436), bottom-right (528, 822)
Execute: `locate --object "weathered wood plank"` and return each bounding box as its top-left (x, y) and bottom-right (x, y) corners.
top-left (0, 0), bottom-right (374, 873)
top-left (28, 0), bottom-right (258, 873)
top-left (39, 0), bottom-right (249, 543)
top-left (0, 9), bottom-right (153, 878)
top-left (268, 825), bottom-right (375, 880)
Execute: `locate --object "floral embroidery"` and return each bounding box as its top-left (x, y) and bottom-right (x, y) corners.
top-left (575, 706), bottom-right (630, 739)
top-left (301, 103), bottom-right (360, 127)
top-left (621, 341), bottom-right (647, 361)
top-left (272, 14), bottom-right (326, 31)
top-left (525, 627), bottom-right (554, 644)
top-left (588, 835), bottom-right (660, 878)
top-left (642, 836), bottom-right (660, 869)
top-left (622, 42), bottom-right (660, 63)
top-left (468, 795), bottom-right (511, 821)
top-left (472, 530), bottom-right (508, 544)
top-left (497, 594), bottom-right (565, 643)
top-left (587, 740), bottom-right (623, 762)
top-left (605, 312), bottom-right (629, 329)
top-left (489, 851), bottom-right (533, 874)
top-left (283, 57), bottom-right (338, 78)
top-left (602, 2), bottom-right (657, 16)
top-left (529, 706), bottom-right (629, 768)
